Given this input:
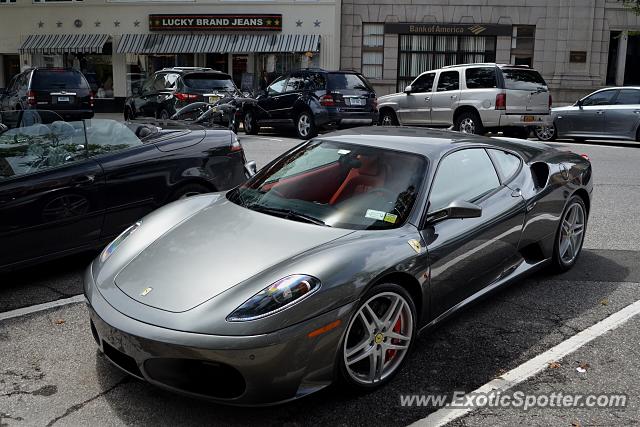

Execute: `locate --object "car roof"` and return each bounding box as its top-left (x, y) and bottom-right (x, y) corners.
top-left (315, 126), bottom-right (551, 161)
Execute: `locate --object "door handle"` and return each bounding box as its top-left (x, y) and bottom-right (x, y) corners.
top-left (634, 110), bottom-right (640, 114)
top-left (72, 175), bottom-right (95, 186)
top-left (425, 97), bottom-right (431, 101)
top-left (596, 111), bottom-right (604, 115)
top-left (511, 188), bottom-right (522, 198)
top-left (450, 95), bottom-right (457, 99)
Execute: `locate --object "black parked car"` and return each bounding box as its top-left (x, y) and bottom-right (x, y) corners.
top-left (243, 69), bottom-right (378, 139)
top-left (0, 68), bottom-right (94, 121)
top-left (124, 67), bottom-right (242, 122)
top-left (0, 110), bottom-right (251, 271)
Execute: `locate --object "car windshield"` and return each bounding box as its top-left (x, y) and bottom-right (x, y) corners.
top-left (228, 140), bottom-right (427, 230)
top-left (31, 70), bottom-right (89, 90)
top-left (184, 74), bottom-right (237, 92)
top-left (501, 68), bottom-right (547, 91)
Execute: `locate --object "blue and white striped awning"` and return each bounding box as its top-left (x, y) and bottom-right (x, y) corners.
top-left (117, 33), bottom-right (320, 54)
top-left (19, 34), bottom-right (110, 54)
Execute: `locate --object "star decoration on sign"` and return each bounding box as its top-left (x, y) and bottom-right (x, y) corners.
top-left (314, 20), bottom-right (321, 27)
top-left (273, 19), bottom-right (280, 26)
top-left (95, 21), bottom-right (101, 27)
top-left (114, 20), bottom-right (120, 27)
top-left (38, 21), bottom-right (44, 28)
top-left (296, 20), bottom-right (303, 27)
top-left (56, 21), bottom-right (63, 28)
top-left (134, 20), bottom-right (140, 27)
top-left (266, 19), bottom-right (272, 25)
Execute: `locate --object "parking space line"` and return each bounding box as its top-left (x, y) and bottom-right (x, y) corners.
top-left (0, 294), bottom-right (85, 322)
top-left (409, 298), bottom-right (640, 427)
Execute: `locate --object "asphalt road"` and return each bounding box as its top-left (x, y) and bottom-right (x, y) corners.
top-left (0, 133), bottom-right (639, 426)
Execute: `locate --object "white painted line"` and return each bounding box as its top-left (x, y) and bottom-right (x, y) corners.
top-left (0, 294), bottom-right (85, 322)
top-left (409, 298), bottom-right (640, 427)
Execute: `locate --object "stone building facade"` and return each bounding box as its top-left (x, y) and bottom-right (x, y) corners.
top-left (341, 0), bottom-right (640, 103)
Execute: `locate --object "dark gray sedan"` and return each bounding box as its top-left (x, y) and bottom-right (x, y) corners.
top-left (536, 87), bottom-right (640, 142)
top-left (85, 127), bottom-right (593, 405)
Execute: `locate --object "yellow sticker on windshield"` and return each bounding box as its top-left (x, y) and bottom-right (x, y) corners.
top-left (383, 213), bottom-right (398, 224)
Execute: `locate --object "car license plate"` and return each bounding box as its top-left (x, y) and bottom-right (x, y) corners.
top-left (523, 115), bottom-right (535, 122)
top-left (349, 98), bottom-right (365, 106)
top-left (58, 96), bottom-right (70, 102)
top-left (209, 96), bottom-right (220, 104)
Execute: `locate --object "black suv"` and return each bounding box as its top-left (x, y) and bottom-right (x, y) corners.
top-left (124, 67), bottom-right (241, 121)
top-left (243, 69), bottom-right (378, 139)
top-left (0, 68), bottom-right (93, 121)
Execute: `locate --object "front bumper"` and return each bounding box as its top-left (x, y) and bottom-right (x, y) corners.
top-left (499, 113), bottom-right (551, 128)
top-left (315, 108), bottom-right (378, 128)
top-left (85, 266), bottom-right (355, 405)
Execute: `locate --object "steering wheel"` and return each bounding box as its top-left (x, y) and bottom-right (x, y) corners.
top-left (368, 187), bottom-right (396, 201)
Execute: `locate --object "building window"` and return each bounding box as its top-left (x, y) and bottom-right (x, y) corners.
top-left (0, 0), bottom-right (17, 3)
top-left (362, 23), bottom-right (384, 80)
top-left (397, 35), bottom-right (496, 91)
top-left (33, 0), bottom-right (82, 3)
top-left (511, 25), bottom-right (535, 67)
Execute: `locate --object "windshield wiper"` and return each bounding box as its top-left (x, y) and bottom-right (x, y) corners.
top-left (249, 205), bottom-right (328, 226)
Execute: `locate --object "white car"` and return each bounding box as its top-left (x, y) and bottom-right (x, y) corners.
top-left (377, 63), bottom-right (551, 137)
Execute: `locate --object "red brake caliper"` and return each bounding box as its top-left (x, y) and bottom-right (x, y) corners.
top-left (385, 315), bottom-right (402, 362)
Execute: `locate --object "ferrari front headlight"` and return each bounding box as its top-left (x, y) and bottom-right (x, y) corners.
top-left (227, 275), bottom-right (321, 322)
top-left (99, 221), bottom-right (141, 262)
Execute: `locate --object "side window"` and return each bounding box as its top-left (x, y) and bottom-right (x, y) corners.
top-left (429, 149), bottom-right (500, 213)
top-left (436, 71), bottom-right (460, 92)
top-left (304, 73), bottom-right (326, 91)
top-left (0, 121), bottom-right (86, 179)
top-left (141, 75), bottom-right (156, 94)
top-left (465, 68), bottom-right (498, 89)
top-left (411, 73), bottom-right (435, 93)
top-left (613, 89), bottom-right (640, 105)
top-left (7, 76), bottom-right (18, 92)
top-left (164, 73), bottom-right (179, 89)
top-left (488, 149), bottom-right (521, 182)
top-left (267, 77), bottom-right (286, 95)
top-left (582, 90), bottom-right (616, 106)
top-left (152, 74), bottom-right (167, 91)
top-left (285, 74), bottom-right (305, 92)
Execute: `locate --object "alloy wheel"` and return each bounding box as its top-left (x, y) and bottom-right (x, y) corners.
top-left (381, 114), bottom-right (394, 126)
top-left (343, 291), bottom-right (413, 385)
top-left (459, 118), bottom-right (476, 134)
top-left (558, 202), bottom-right (586, 264)
top-left (536, 124), bottom-right (556, 141)
top-left (298, 114), bottom-right (311, 138)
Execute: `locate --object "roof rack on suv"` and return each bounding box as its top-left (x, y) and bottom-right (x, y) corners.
top-left (440, 63), bottom-right (531, 69)
top-left (160, 67), bottom-right (214, 72)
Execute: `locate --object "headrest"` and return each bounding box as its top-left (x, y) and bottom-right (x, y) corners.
top-left (357, 155), bottom-right (380, 176)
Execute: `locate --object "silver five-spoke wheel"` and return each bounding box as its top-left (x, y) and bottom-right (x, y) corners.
top-left (559, 201), bottom-right (585, 264)
top-left (343, 291), bottom-right (414, 385)
top-left (298, 114), bottom-right (311, 137)
top-left (381, 115), bottom-right (394, 126)
top-left (459, 118), bottom-right (476, 134)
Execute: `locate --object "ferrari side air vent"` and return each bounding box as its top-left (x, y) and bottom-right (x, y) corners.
top-left (530, 162), bottom-right (550, 190)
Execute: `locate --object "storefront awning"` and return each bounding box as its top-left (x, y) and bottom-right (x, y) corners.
top-left (19, 34), bottom-right (110, 54)
top-left (116, 33), bottom-right (320, 54)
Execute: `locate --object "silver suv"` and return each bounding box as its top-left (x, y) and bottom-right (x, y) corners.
top-left (377, 64), bottom-right (551, 136)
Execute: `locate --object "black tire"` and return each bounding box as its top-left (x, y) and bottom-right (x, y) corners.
top-left (551, 195), bottom-right (587, 272)
top-left (124, 107), bottom-right (134, 121)
top-left (379, 109), bottom-right (399, 126)
top-left (535, 123), bottom-right (557, 141)
top-left (454, 110), bottom-right (484, 135)
top-left (244, 110), bottom-right (259, 135)
top-left (168, 183), bottom-right (211, 202)
top-left (635, 127), bottom-right (640, 142)
top-left (229, 113), bottom-right (240, 134)
top-left (338, 282), bottom-right (417, 391)
top-left (157, 109), bottom-right (170, 120)
top-left (295, 110), bottom-right (317, 139)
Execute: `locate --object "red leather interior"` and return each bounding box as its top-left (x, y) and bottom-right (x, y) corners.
top-left (329, 156), bottom-right (386, 205)
top-left (261, 162), bottom-right (347, 204)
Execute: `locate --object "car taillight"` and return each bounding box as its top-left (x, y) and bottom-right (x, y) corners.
top-left (175, 93), bottom-right (198, 102)
top-left (495, 93), bottom-right (506, 110)
top-left (549, 93), bottom-right (553, 109)
top-left (27, 90), bottom-right (36, 106)
top-left (230, 134), bottom-right (243, 152)
top-left (580, 153), bottom-right (590, 161)
top-left (320, 94), bottom-right (335, 107)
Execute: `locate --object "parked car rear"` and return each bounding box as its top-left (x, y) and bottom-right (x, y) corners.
top-left (0, 68), bottom-right (94, 121)
top-left (243, 69), bottom-right (378, 139)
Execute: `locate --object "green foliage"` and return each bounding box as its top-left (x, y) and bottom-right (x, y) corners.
top-left (621, 0), bottom-right (640, 13)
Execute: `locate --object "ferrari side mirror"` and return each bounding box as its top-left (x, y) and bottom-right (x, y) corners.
top-left (427, 200), bottom-right (482, 224)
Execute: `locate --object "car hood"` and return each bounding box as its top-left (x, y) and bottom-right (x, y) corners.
top-left (551, 105), bottom-right (576, 113)
top-left (113, 196), bottom-right (353, 313)
top-left (378, 92), bottom-right (403, 101)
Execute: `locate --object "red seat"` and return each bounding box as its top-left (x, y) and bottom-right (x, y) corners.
top-left (329, 156), bottom-right (386, 205)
